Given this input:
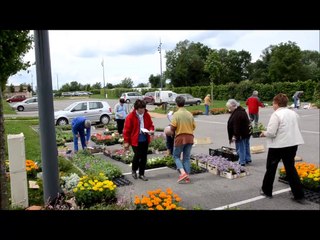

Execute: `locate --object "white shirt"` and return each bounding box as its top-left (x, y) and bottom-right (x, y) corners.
top-left (263, 107), bottom-right (304, 148)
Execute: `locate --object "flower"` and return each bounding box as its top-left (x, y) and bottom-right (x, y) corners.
top-left (279, 162), bottom-right (320, 191)
top-left (73, 172), bottom-right (117, 208)
top-left (25, 160), bottom-right (39, 178)
top-left (134, 188), bottom-right (185, 210)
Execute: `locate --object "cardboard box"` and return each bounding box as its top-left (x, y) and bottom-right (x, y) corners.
top-left (250, 145), bottom-right (265, 154)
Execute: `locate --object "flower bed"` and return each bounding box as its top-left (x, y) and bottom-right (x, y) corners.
top-left (279, 162), bottom-right (320, 192)
top-left (134, 188), bottom-right (185, 210)
top-left (209, 147), bottom-right (239, 162)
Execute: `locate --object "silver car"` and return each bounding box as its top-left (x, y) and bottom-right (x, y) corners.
top-left (12, 97), bottom-right (38, 111)
top-left (54, 100), bottom-right (112, 126)
top-left (176, 94), bottom-right (202, 106)
top-left (120, 92), bottom-right (144, 103)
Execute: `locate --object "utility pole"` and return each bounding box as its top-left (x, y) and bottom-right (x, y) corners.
top-left (56, 74), bottom-right (59, 90)
top-left (158, 39), bottom-right (163, 90)
top-left (101, 58), bottom-right (106, 97)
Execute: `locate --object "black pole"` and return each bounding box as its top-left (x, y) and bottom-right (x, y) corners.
top-left (34, 30), bottom-right (60, 204)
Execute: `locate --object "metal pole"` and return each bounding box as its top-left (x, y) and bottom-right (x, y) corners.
top-left (56, 74), bottom-right (59, 90)
top-left (102, 58), bottom-right (105, 97)
top-left (34, 30), bottom-right (61, 204)
top-left (158, 40), bottom-right (163, 90)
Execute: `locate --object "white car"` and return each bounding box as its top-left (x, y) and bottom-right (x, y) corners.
top-left (12, 97), bottom-right (38, 111)
top-left (54, 100), bottom-right (112, 126)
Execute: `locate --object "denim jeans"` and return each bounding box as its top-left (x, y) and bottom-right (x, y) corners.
top-left (235, 138), bottom-right (251, 165)
top-left (249, 113), bottom-right (259, 127)
top-left (205, 104), bottom-right (209, 115)
top-left (173, 143), bottom-right (193, 174)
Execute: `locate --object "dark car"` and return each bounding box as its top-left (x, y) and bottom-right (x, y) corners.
top-left (143, 92), bottom-right (155, 104)
top-left (6, 95), bottom-right (26, 103)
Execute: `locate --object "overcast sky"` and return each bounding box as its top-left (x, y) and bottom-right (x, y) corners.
top-left (7, 30), bottom-right (319, 90)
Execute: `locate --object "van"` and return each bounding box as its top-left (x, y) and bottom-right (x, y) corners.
top-left (154, 90), bottom-right (177, 105)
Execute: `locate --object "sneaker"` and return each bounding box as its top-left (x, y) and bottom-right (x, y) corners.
top-left (138, 175), bottom-right (148, 181)
top-left (177, 173), bottom-right (188, 183)
top-left (132, 171), bottom-right (137, 180)
top-left (291, 197), bottom-right (309, 205)
top-left (185, 177), bottom-right (191, 183)
top-left (260, 188), bottom-right (272, 199)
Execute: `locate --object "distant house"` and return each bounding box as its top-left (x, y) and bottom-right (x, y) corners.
top-left (4, 84), bottom-right (32, 98)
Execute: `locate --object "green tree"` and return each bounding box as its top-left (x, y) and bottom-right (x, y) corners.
top-left (27, 84), bottom-right (32, 93)
top-left (91, 82), bottom-right (102, 89)
top-left (9, 84), bottom-right (15, 93)
top-left (136, 83), bottom-right (148, 88)
top-left (119, 77), bottom-right (133, 88)
top-left (19, 84), bottom-right (24, 92)
top-left (149, 74), bottom-right (161, 88)
top-left (0, 30), bottom-right (33, 209)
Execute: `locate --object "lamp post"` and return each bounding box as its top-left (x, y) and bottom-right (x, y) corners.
top-left (101, 58), bottom-right (106, 97)
top-left (158, 40), bottom-right (163, 90)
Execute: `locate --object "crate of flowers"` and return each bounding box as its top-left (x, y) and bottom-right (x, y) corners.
top-left (209, 146), bottom-right (239, 162)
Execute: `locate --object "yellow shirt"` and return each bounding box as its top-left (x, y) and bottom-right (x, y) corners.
top-left (204, 96), bottom-right (211, 105)
top-left (171, 108), bottom-right (195, 136)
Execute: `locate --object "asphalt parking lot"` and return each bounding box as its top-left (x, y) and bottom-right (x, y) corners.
top-left (6, 98), bottom-right (320, 210)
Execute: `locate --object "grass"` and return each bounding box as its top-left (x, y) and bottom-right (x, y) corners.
top-left (4, 118), bottom-right (41, 162)
top-left (2, 100), bottom-right (16, 114)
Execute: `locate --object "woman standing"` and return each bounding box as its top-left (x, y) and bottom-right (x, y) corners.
top-left (123, 99), bottom-right (154, 181)
top-left (114, 98), bottom-right (128, 135)
top-left (260, 93), bottom-right (305, 203)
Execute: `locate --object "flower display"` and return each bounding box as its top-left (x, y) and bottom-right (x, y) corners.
top-left (134, 188), bottom-right (185, 210)
top-left (26, 160), bottom-right (39, 178)
top-left (61, 173), bottom-right (81, 193)
top-left (73, 172), bottom-right (117, 208)
top-left (279, 162), bottom-right (320, 191)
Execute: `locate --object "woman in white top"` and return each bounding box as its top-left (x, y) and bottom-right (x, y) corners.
top-left (114, 98), bottom-right (128, 134)
top-left (260, 93), bottom-right (305, 203)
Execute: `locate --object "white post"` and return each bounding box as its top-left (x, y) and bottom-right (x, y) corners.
top-left (7, 133), bottom-right (29, 208)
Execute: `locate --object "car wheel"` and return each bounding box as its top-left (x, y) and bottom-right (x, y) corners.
top-left (196, 101), bottom-right (201, 105)
top-left (100, 115), bottom-right (110, 125)
top-left (17, 106), bottom-right (24, 111)
top-left (126, 99), bottom-right (130, 103)
top-left (57, 118), bottom-right (68, 126)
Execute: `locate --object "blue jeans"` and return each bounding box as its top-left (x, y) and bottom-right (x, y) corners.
top-left (249, 113), bottom-right (259, 127)
top-left (72, 126), bottom-right (86, 152)
top-left (235, 138), bottom-right (251, 165)
top-left (173, 144), bottom-right (193, 174)
top-left (293, 97), bottom-right (299, 109)
top-left (205, 104), bottom-right (209, 115)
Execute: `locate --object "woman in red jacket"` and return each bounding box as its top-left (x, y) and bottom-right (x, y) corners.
top-left (246, 90), bottom-right (264, 127)
top-left (123, 99), bottom-right (154, 181)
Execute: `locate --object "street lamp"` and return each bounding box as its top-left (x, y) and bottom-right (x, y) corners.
top-left (158, 40), bottom-right (163, 90)
top-left (101, 58), bottom-right (106, 97)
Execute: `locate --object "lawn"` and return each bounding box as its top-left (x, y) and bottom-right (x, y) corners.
top-left (2, 100), bottom-right (16, 114)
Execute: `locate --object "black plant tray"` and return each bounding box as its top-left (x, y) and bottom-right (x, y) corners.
top-left (168, 166), bottom-right (208, 175)
top-left (112, 176), bottom-right (133, 187)
top-left (209, 146), bottom-right (239, 162)
top-left (251, 131), bottom-right (261, 138)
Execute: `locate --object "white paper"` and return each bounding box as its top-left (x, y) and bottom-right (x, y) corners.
top-left (141, 128), bottom-right (150, 134)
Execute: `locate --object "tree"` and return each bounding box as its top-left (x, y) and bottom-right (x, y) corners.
top-left (0, 30), bottom-right (33, 209)
top-left (148, 74), bottom-right (161, 88)
top-left (136, 83), bottom-right (148, 88)
top-left (27, 84), bottom-right (32, 93)
top-left (91, 82), bottom-right (102, 89)
top-left (19, 84), bottom-right (24, 92)
top-left (9, 84), bottom-right (15, 93)
top-left (119, 77), bottom-right (134, 88)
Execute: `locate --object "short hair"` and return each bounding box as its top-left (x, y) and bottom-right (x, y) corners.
top-left (84, 120), bottom-right (91, 128)
top-left (134, 99), bottom-right (146, 109)
top-left (175, 95), bottom-right (185, 107)
top-left (253, 90), bottom-right (258, 96)
top-left (119, 98), bottom-right (125, 104)
top-left (226, 99), bottom-right (239, 108)
top-left (273, 93), bottom-right (288, 107)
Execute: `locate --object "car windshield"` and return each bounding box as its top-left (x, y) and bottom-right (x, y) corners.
top-left (64, 102), bottom-right (79, 111)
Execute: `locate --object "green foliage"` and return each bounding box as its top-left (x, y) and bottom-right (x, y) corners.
top-left (149, 136), bottom-right (167, 151)
top-left (58, 156), bottom-right (83, 177)
top-left (2, 100), bottom-right (16, 114)
top-left (73, 173), bottom-right (117, 208)
top-left (313, 81), bottom-right (320, 108)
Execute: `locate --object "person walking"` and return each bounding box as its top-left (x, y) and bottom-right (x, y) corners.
top-left (123, 99), bottom-right (154, 181)
top-left (260, 93), bottom-right (306, 203)
top-left (292, 91), bottom-right (304, 109)
top-left (226, 99), bottom-right (252, 166)
top-left (71, 116), bottom-right (91, 153)
top-left (170, 95), bottom-right (196, 183)
top-left (204, 94), bottom-right (211, 116)
top-left (114, 98), bottom-right (128, 135)
top-left (246, 90), bottom-right (264, 127)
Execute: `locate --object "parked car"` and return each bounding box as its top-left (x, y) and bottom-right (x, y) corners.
top-left (175, 94), bottom-right (202, 106)
top-left (120, 92), bottom-right (144, 103)
top-left (143, 92), bottom-right (155, 104)
top-left (12, 97), bottom-right (38, 111)
top-left (6, 95), bottom-right (26, 103)
top-left (54, 100), bottom-right (112, 126)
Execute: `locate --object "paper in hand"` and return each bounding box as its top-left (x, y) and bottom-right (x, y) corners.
top-left (141, 128), bottom-right (151, 134)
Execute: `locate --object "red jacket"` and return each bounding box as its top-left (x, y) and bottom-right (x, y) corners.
top-left (123, 110), bottom-right (154, 147)
top-left (246, 96), bottom-right (264, 114)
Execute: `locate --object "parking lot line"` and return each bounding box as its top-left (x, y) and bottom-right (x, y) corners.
top-left (122, 166), bottom-right (169, 175)
top-left (211, 188), bottom-right (291, 210)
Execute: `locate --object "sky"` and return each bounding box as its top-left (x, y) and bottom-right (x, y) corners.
top-left (7, 30), bottom-right (320, 90)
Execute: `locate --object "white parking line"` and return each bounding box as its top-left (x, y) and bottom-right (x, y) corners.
top-left (300, 114), bottom-right (319, 118)
top-left (195, 119), bottom-right (226, 125)
top-left (211, 188), bottom-right (291, 210)
top-left (301, 130), bottom-right (319, 134)
top-left (123, 166), bottom-right (169, 175)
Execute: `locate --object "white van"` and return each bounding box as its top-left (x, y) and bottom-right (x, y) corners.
top-left (154, 90), bottom-right (177, 105)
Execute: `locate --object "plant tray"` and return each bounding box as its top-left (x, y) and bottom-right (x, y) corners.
top-left (207, 164), bottom-right (219, 175)
top-left (112, 176), bottom-right (133, 187)
top-left (251, 131), bottom-right (261, 138)
top-left (219, 171), bottom-right (249, 179)
top-left (209, 146), bottom-right (239, 162)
